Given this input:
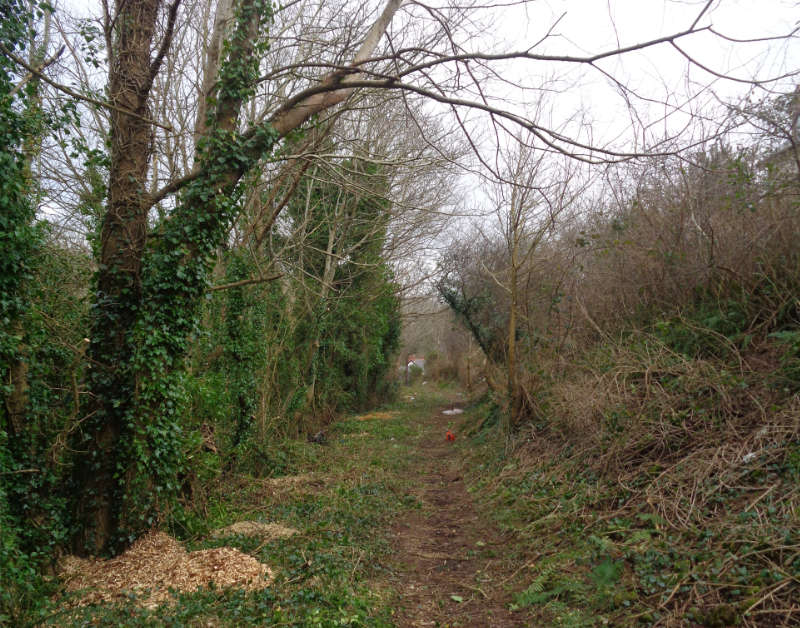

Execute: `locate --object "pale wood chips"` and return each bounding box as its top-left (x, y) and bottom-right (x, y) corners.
top-left (59, 530), bottom-right (273, 609)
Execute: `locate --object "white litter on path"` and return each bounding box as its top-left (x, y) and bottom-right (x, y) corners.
top-left (442, 408), bottom-right (463, 415)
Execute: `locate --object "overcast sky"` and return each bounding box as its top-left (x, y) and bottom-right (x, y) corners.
top-left (60, 0), bottom-right (798, 150)
top-left (481, 0), bottom-right (799, 150)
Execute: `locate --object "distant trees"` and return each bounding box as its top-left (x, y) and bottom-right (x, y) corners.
top-left (439, 134), bottom-right (800, 441)
top-left (282, 159), bottom-right (401, 415)
top-left (184, 157), bottom-right (400, 472)
top-left (439, 137), bottom-right (581, 436)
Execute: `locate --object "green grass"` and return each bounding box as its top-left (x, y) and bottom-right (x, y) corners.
top-left (43, 391), bottom-right (441, 627)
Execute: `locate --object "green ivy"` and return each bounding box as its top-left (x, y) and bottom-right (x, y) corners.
top-left (70, 0), bottom-right (279, 552)
top-left (0, 1), bottom-right (73, 622)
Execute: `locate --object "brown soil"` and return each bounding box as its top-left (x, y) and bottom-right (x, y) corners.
top-left (388, 402), bottom-right (519, 627)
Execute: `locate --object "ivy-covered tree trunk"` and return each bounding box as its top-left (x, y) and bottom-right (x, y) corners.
top-left (73, 0), bottom-right (271, 555)
top-left (72, 0), bottom-right (402, 556)
top-left (71, 0), bottom-right (164, 554)
top-left (4, 7), bottom-right (51, 440)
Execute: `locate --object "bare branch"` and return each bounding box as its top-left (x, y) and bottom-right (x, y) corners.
top-left (709, 25), bottom-right (800, 44)
top-left (0, 42), bottom-right (174, 132)
top-left (147, 0), bottom-right (183, 91)
top-left (8, 44), bottom-right (64, 99)
top-left (208, 274), bottom-right (283, 291)
top-left (671, 41), bottom-right (800, 86)
top-left (689, 0), bottom-right (714, 31)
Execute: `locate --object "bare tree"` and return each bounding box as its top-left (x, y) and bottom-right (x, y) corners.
top-left (489, 135), bottom-right (581, 433)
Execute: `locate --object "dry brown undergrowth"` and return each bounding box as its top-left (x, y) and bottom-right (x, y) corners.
top-left (494, 340), bottom-right (800, 623)
top-left (58, 531), bottom-right (273, 609)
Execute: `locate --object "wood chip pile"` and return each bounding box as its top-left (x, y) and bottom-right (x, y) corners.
top-left (356, 411), bottom-right (399, 421)
top-left (260, 473), bottom-right (330, 496)
top-left (263, 472), bottom-right (316, 488)
top-left (59, 531), bottom-right (273, 608)
top-left (211, 520), bottom-right (298, 541)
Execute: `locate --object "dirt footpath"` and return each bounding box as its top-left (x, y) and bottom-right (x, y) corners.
top-left (388, 400), bottom-right (519, 627)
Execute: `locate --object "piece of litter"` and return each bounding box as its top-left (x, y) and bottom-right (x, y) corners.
top-left (442, 408), bottom-right (463, 415)
top-left (742, 452), bottom-right (757, 463)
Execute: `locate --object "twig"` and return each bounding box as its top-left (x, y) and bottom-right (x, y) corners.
top-left (745, 483), bottom-right (779, 512)
top-left (208, 274), bottom-right (283, 291)
top-left (463, 583), bottom-right (488, 598)
top-left (8, 45), bottom-right (64, 98)
top-left (659, 573), bottom-right (691, 609)
top-left (409, 551), bottom-right (469, 561)
top-left (744, 578), bottom-right (793, 614)
top-left (498, 555), bottom-right (539, 585)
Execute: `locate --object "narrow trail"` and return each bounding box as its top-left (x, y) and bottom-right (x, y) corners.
top-left (387, 395), bottom-right (518, 627)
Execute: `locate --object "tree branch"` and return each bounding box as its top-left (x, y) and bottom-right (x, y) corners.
top-left (147, 0), bottom-right (183, 93)
top-left (148, 1), bottom-right (725, 205)
top-left (0, 43), bottom-right (174, 132)
top-left (8, 45), bottom-right (64, 99)
top-left (671, 41), bottom-right (800, 86)
top-left (208, 274), bottom-right (282, 291)
top-left (689, 0), bottom-right (714, 31)
top-left (256, 23), bottom-right (710, 87)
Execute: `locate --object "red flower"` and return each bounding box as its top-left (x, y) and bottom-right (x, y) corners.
top-left (446, 430), bottom-right (456, 441)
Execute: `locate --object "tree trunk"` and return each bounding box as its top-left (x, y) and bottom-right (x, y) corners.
top-left (4, 320), bottom-right (29, 441)
top-left (506, 211), bottom-right (522, 438)
top-left (4, 7), bottom-right (53, 450)
top-left (71, 0), bottom-right (162, 555)
top-left (300, 187), bottom-right (339, 417)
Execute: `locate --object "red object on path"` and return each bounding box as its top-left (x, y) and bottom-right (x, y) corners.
top-left (446, 430), bottom-right (456, 441)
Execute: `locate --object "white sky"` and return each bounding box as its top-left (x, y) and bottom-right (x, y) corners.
top-left (414, 0), bottom-right (797, 227)
top-left (485, 0), bottom-right (798, 149)
top-left (60, 0), bottom-right (798, 152)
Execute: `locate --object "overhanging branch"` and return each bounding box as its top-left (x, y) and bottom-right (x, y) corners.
top-left (208, 274), bottom-right (283, 291)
